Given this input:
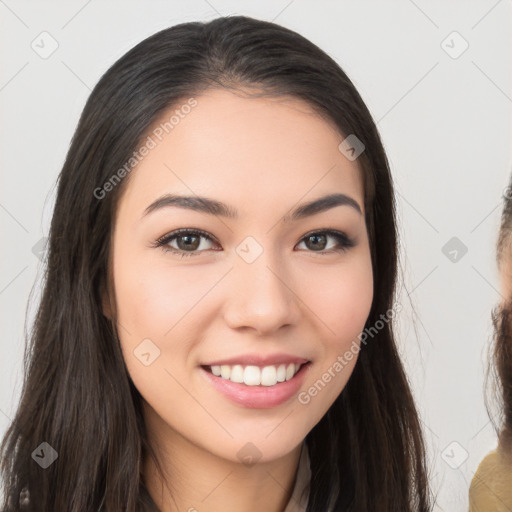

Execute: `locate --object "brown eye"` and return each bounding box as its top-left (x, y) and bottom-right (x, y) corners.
top-left (154, 229), bottom-right (217, 257)
top-left (153, 228), bottom-right (355, 258)
top-left (175, 233), bottom-right (201, 251)
top-left (304, 233), bottom-right (328, 251)
top-left (297, 230), bottom-right (355, 254)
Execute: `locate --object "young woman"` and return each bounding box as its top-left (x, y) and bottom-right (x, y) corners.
top-left (469, 176), bottom-right (512, 510)
top-left (0, 15), bottom-right (432, 512)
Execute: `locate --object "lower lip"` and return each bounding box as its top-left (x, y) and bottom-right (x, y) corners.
top-left (199, 363), bottom-right (311, 409)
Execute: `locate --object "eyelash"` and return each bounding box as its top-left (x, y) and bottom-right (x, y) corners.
top-left (152, 228), bottom-right (356, 258)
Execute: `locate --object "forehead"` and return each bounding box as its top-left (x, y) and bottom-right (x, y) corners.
top-left (117, 88), bottom-right (365, 220)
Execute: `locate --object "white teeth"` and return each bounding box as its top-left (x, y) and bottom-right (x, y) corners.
top-left (244, 366), bottom-right (261, 386)
top-left (208, 363), bottom-right (303, 386)
top-left (276, 364), bottom-right (287, 382)
top-left (260, 366), bottom-right (276, 386)
top-left (220, 365), bottom-right (231, 379)
top-left (230, 364), bottom-right (244, 383)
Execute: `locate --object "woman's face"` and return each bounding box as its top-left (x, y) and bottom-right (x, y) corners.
top-left (108, 88), bottom-right (373, 463)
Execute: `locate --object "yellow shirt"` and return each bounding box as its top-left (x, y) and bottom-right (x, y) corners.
top-left (469, 447), bottom-right (512, 511)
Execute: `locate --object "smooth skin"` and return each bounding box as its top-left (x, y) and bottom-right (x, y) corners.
top-left (105, 88), bottom-right (374, 512)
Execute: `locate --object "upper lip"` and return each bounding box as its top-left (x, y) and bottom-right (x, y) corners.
top-left (201, 353), bottom-right (310, 367)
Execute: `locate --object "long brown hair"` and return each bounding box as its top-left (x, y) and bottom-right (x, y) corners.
top-left (488, 175), bottom-right (512, 453)
top-left (0, 15), bottom-right (432, 511)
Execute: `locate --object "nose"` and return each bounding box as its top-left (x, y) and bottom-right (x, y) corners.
top-left (222, 249), bottom-right (301, 336)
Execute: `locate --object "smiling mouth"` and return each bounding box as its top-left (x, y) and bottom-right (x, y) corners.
top-left (201, 362), bottom-right (311, 387)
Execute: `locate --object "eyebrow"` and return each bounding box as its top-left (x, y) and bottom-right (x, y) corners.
top-left (141, 192), bottom-right (362, 222)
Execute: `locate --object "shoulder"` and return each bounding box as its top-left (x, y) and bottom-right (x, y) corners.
top-left (469, 448), bottom-right (512, 512)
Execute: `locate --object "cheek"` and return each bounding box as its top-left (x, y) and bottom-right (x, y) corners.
top-left (301, 255), bottom-right (373, 346)
top-left (113, 252), bottom-right (217, 337)
top-left (112, 259), bottom-right (208, 409)
top-left (296, 259), bottom-right (372, 412)
top-left (112, 253), bottom-right (225, 391)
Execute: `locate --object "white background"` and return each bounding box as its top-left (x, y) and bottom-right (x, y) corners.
top-left (1, 1), bottom-right (511, 510)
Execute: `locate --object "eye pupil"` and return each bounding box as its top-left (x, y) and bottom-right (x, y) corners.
top-left (178, 235), bottom-right (200, 250)
top-left (306, 234), bottom-right (326, 250)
